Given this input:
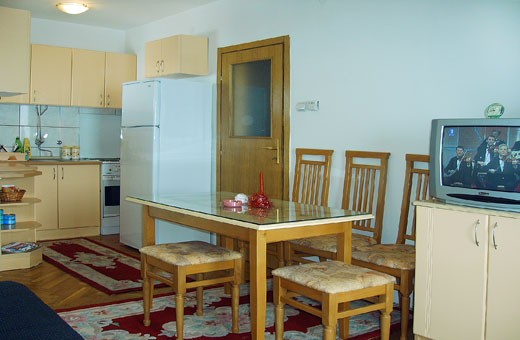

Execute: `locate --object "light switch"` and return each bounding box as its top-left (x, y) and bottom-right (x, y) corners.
top-left (296, 100), bottom-right (320, 112)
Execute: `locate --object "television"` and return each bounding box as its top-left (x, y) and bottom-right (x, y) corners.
top-left (430, 118), bottom-right (520, 212)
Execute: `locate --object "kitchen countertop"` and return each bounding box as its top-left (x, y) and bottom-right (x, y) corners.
top-left (27, 158), bottom-right (102, 165)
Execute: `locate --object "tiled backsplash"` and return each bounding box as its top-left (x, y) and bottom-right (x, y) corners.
top-left (0, 104), bottom-right (120, 157)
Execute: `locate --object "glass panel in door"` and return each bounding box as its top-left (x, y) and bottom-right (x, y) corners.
top-left (232, 60), bottom-right (271, 137)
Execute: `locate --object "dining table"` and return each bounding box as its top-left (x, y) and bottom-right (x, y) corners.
top-left (127, 192), bottom-right (373, 340)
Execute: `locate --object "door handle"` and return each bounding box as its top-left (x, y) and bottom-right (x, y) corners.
top-left (474, 219), bottom-right (480, 247)
top-left (260, 139), bottom-right (280, 164)
top-left (492, 222), bottom-right (499, 250)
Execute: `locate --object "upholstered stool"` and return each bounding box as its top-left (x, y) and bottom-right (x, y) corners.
top-left (272, 260), bottom-right (395, 340)
top-left (140, 241), bottom-right (242, 340)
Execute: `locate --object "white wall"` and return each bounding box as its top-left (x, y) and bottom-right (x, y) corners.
top-left (124, 0), bottom-right (520, 242)
top-left (32, 0), bottom-right (520, 243)
top-left (31, 18), bottom-right (127, 52)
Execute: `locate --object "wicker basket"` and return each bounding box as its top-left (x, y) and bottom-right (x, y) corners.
top-left (0, 190), bottom-right (26, 202)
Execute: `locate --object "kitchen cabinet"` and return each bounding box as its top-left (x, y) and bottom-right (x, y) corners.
top-left (0, 7), bottom-right (30, 96)
top-left (0, 93), bottom-right (28, 104)
top-left (104, 52), bottom-right (137, 108)
top-left (34, 163), bottom-right (100, 240)
top-left (71, 50), bottom-right (136, 108)
top-left (30, 44), bottom-right (72, 106)
top-left (0, 162), bottom-right (43, 271)
top-left (414, 201), bottom-right (520, 340)
top-left (145, 34), bottom-right (208, 78)
top-left (71, 49), bottom-right (105, 108)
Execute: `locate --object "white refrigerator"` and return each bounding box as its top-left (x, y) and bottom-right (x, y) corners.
top-left (120, 79), bottom-right (213, 249)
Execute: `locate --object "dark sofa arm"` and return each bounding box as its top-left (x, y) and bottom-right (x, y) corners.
top-left (0, 281), bottom-right (83, 339)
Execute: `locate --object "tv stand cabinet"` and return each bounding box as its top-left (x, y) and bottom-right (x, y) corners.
top-left (414, 200), bottom-right (520, 340)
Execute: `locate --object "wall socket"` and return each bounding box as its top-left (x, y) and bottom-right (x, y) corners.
top-left (296, 100), bottom-right (320, 111)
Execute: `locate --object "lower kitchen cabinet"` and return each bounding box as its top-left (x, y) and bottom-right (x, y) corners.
top-left (34, 163), bottom-right (100, 240)
top-left (414, 201), bottom-right (520, 340)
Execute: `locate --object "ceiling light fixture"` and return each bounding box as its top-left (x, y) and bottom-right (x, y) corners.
top-left (56, 3), bottom-right (89, 15)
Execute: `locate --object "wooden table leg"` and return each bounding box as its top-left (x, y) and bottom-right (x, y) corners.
top-left (142, 205), bottom-right (156, 246)
top-left (337, 221), bottom-right (352, 339)
top-left (249, 230), bottom-right (267, 340)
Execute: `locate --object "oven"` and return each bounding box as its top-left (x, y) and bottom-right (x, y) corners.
top-left (100, 160), bottom-right (120, 235)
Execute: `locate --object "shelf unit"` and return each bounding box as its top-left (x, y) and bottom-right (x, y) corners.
top-left (0, 162), bottom-right (42, 271)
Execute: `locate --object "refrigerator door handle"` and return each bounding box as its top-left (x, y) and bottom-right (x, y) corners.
top-left (121, 125), bottom-right (160, 129)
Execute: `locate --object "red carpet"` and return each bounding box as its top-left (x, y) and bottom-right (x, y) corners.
top-left (57, 283), bottom-right (402, 339)
top-left (41, 238), bottom-right (163, 294)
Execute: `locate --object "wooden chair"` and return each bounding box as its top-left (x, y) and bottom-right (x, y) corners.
top-left (140, 241), bottom-right (242, 340)
top-left (351, 153), bottom-right (430, 340)
top-left (285, 150), bottom-right (390, 264)
top-left (237, 148), bottom-right (334, 278)
top-left (273, 260), bottom-right (395, 340)
top-left (292, 148), bottom-right (334, 205)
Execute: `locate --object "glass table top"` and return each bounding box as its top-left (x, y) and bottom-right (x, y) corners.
top-left (128, 192), bottom-right (371, 227)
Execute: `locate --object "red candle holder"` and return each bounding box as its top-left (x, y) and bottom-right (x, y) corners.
top-left (249, 171), bottom-right (272, 209)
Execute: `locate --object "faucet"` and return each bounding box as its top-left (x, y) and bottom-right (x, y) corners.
top-left (34, 105), bottom-right (52, 156)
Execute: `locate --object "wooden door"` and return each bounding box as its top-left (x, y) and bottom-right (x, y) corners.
top-left (58, 165), bottom-right (100, 229)
top-left (217, 36), bottom-right (290, 200)
top-left (71, 49), bottom-right (105, 107)
top-left (30, 44), bottom-right (72, 106)
top-left (105, 52), bottom-right (136, 108)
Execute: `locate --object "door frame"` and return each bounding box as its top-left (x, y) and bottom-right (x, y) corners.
top-left (216, 35), bottom-right (291, 200)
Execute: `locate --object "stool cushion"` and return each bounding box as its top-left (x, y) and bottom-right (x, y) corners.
top-left (352, 244), bottom-right (415, 270)
top-left (290, 234), bottom-right (377, 252)
top-left (140, 241), bottom-right (242, 266)
top-left (272, 260), bottom-right (395, 294)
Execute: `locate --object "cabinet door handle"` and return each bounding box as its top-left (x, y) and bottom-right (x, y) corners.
top-left (33, 90), bottom-right (37, 102)
top-left (155, 60), bottom-right (160, 73)
top-left (474, 219), bottom-right (480, 247)
top-left (53, 167), bottom-right (56, 180)
top-left (160, 60), bottom-right (164, 73)
top-left (492, 222), bottom-right (499, 250)
top-left (61, 167), bottom-right (64, 180)
top-left (106, 94), bottom-right (111, 106)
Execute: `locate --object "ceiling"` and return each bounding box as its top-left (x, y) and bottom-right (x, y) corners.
top-left (0, 0), bottom-right (220, 30)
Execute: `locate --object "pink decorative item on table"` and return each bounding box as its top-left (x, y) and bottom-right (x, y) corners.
top-left (222, 199), bottom-right (242, 208)
top-left (249, 171), bottom-right (272, 209)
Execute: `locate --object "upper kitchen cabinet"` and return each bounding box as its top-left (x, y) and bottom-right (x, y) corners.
top-left (0, 7), bottom-right (30, 97)
top-left (104, 52), bottom-right (137, 108)
top-left (71, 49), bottom-right (105, 108)
top-left (30, 44), bottom-right (72, 106)
top-left (0, 93), bottom-right (29, 104)
top-left (72, 50), bottom-right (136, 108)
top-left (145, 35), bottom-right (208, 78)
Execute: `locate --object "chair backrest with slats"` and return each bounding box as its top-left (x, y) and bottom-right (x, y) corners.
top-left (342, 150), bottom-right (390, 243)
top-left (396, 153), bottom-right (430, 244)
top-left (292, 148), bottom-right (334, 206)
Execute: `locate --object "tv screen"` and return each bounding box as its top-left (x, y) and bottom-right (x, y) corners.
top-left (441, 125), bottom-right (520, 191)
top-left (430, 119), bottom-right (520, 212)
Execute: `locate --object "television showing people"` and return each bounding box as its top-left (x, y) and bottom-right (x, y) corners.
top-left (443, 146), bottom-right (473, 186)
top-left (442, 128), bottom-right (520, 192)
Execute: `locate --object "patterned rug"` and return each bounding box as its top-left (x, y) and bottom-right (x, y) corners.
top-left (57, 282), bottom-right (402, 340)
top-left (41, 238), bottom-right (161, 294)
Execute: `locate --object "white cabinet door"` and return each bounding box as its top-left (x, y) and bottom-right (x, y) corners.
top-left (415, 207), bottom-right (488, 340)
top-left (486, 216), bottom-right (520, 339)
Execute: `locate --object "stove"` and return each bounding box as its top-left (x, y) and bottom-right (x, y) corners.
top-left (100, 160), bottom-right (120, 235)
